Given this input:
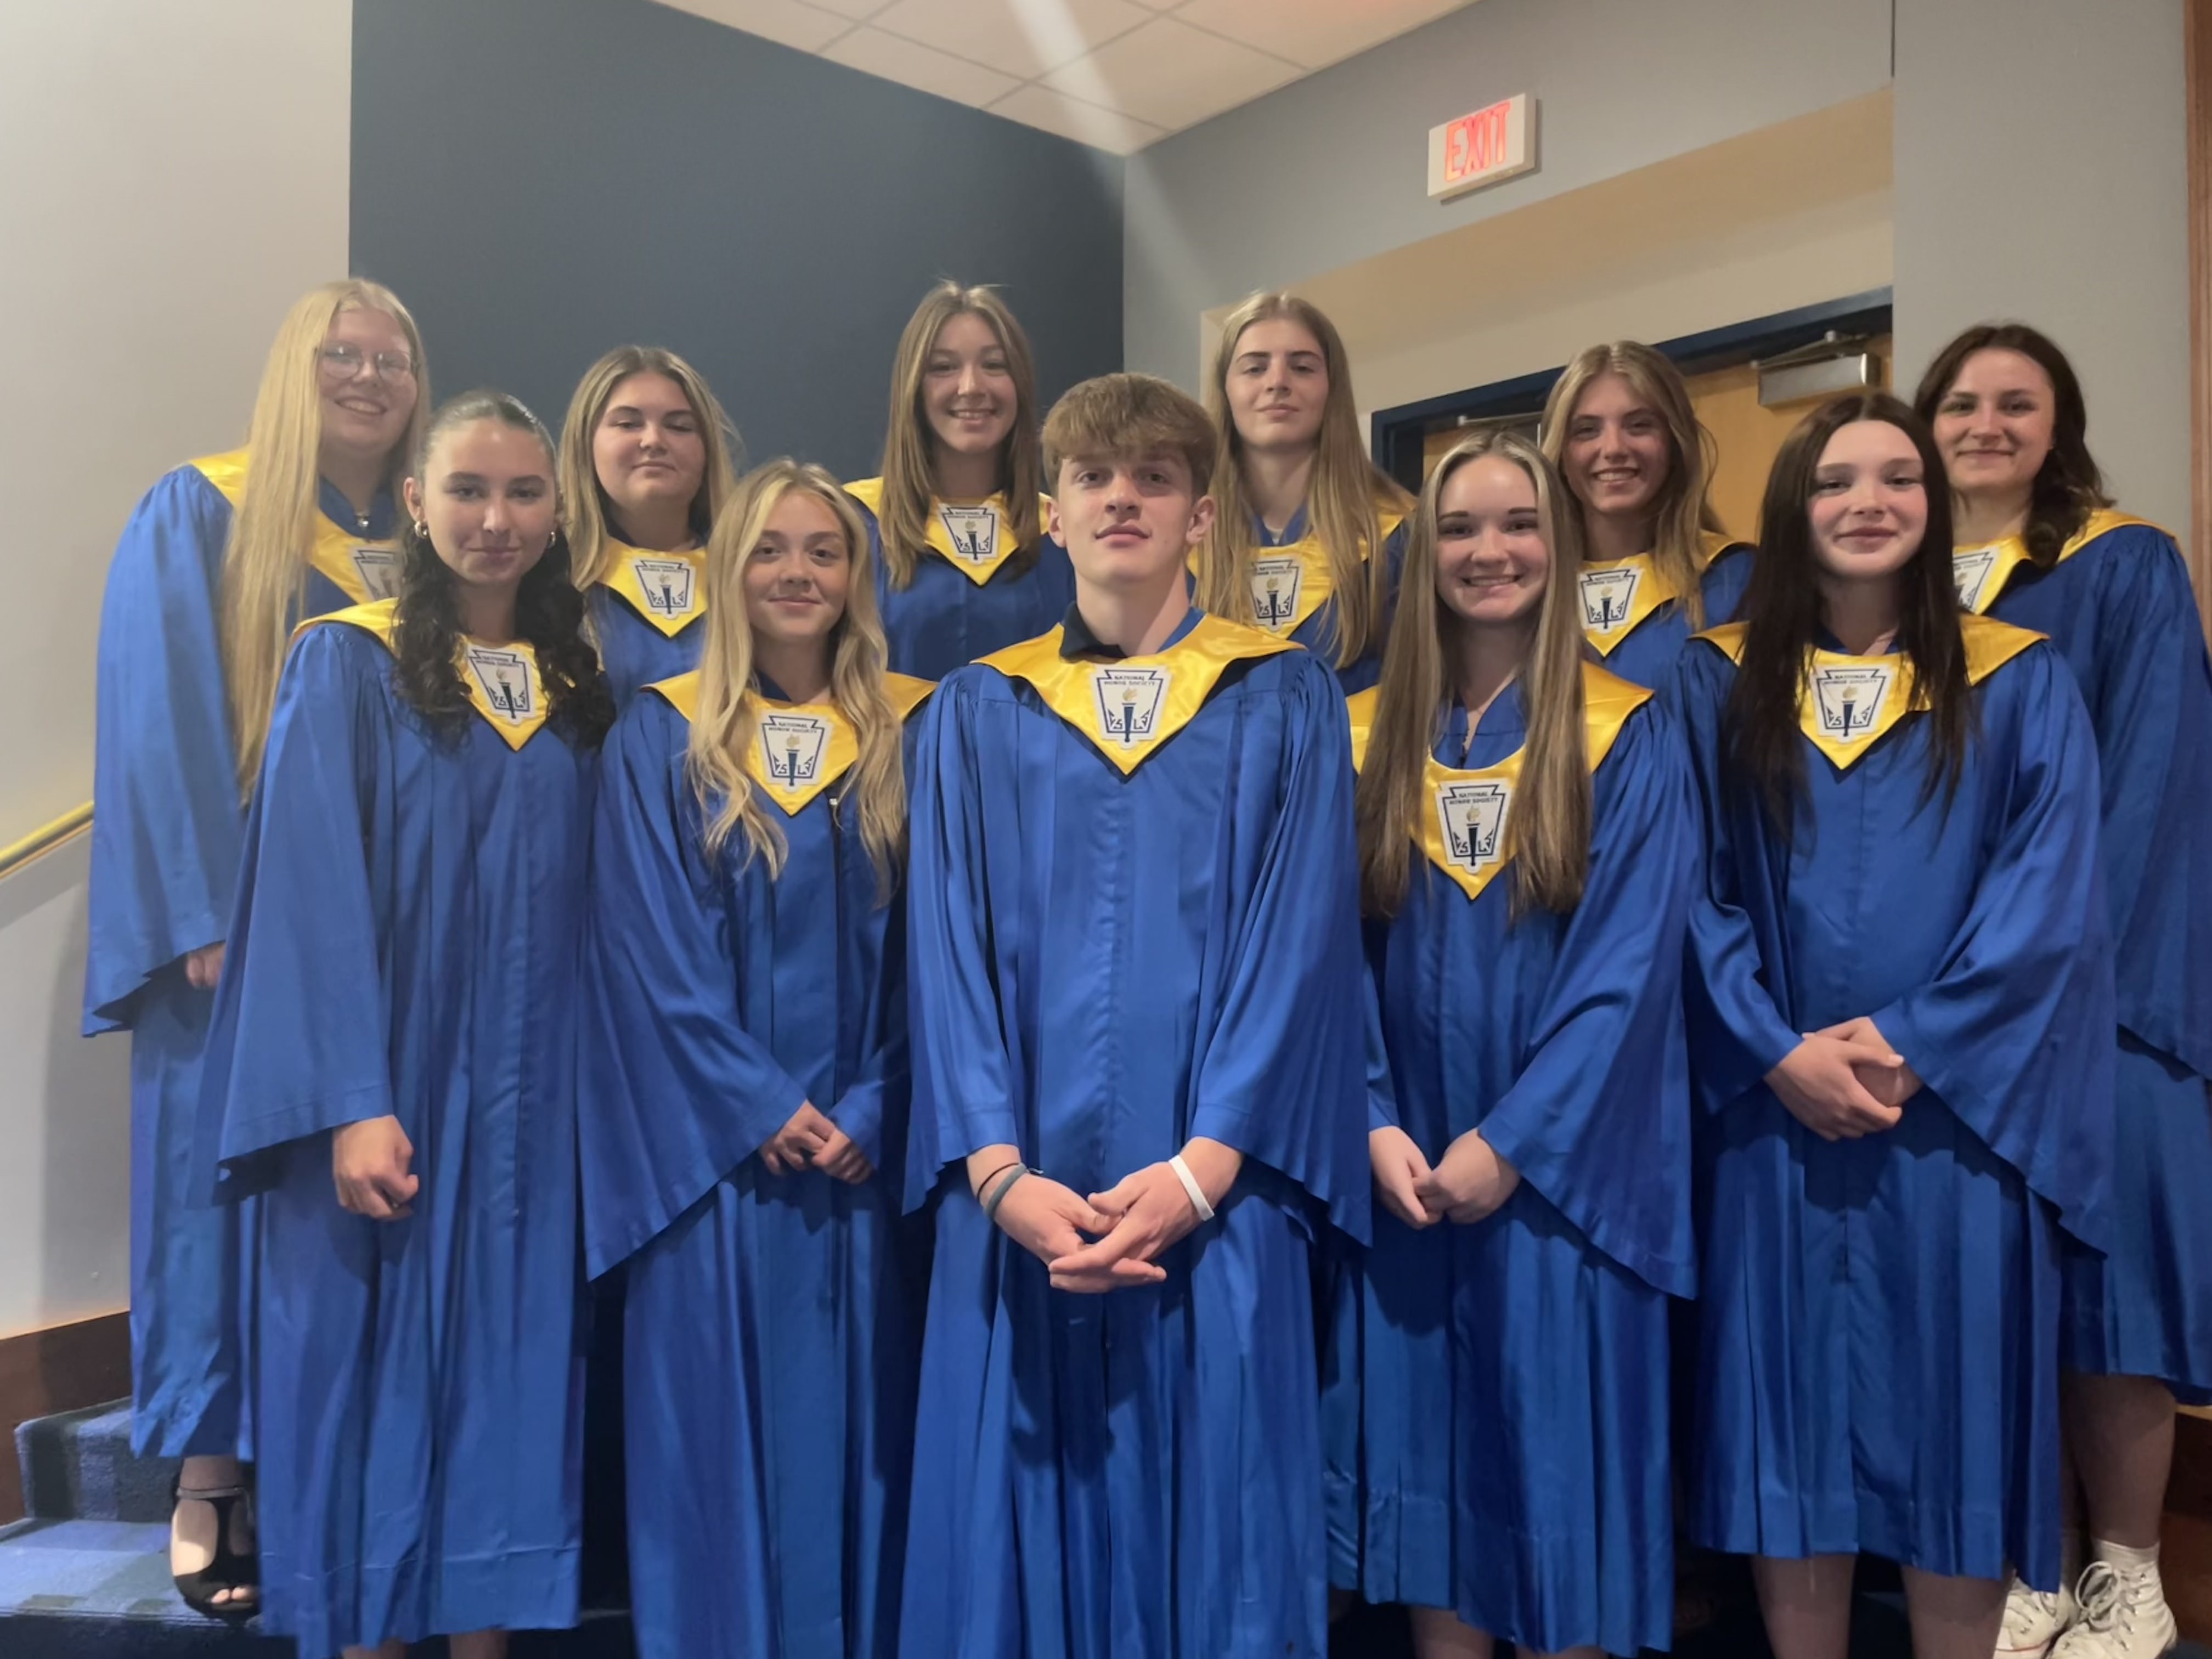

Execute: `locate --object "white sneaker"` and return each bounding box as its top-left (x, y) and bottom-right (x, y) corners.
top-left (1997, 1568), bottom-right (2079, 1658)
top-left (2050, 1559), bottom-right (2180, 1659)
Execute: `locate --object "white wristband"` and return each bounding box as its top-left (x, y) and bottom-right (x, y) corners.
top-left (1169, 1153), bottom-right (1214, 1223)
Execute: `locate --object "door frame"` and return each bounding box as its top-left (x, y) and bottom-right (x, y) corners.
top-left (1369, 287), bottom-right (1895, 494)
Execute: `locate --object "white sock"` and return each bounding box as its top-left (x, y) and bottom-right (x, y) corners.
top-left (2091, 1536), bottom-right (2162, 1576)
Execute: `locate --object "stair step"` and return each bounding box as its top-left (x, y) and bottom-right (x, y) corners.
top-left (0, 1518), bottom-right (635, 1659)
top-left (15, 1401), bottom-right (174, 1524)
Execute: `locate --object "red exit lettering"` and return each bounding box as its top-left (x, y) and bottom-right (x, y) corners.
top-left (1445, 101), bottom-right (1510, 183)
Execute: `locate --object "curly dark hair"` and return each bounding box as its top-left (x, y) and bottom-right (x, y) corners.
top-left (1912, 321), bottom-right (2111, 568)
top-left (1728, 392), bottom-right (1971, 833)
top-left (393, 390), bottom-right (614, 749)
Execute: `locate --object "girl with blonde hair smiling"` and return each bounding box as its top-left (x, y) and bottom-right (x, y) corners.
top-left (1541, 340), bottom-right (1752, 687)
top-left (85, 276), bottom-right (426, 1620)
top-left (1195, 290), bottom-right (1414, 693)
top-left (582, 460), bottom-right (932, 1659)
top-left (1329, 430), bottom-right (1695, 1659)
top-left (847, 281), bottom-right (1071, 677)
top-left (560, 344), bottom-right (742, 707)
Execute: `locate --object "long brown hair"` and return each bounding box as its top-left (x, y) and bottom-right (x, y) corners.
top-left (1197, 292), bottom-right (1411, 668)
top-left (558, 345), bottom-right (743, 590)
top-left (1541, 339), bottom-right (1728, 625)
top-left (687, 461), bottom-right (905, 899)
top-left (877, 283), bottom-right (1043, 589)
top-left (1357, 430), bottom-right (1592, 918)
top-left (1727, 393), bottom-right (1969, 832)
top-left (219, 279), bottom-right (429, 792)
top-left (1911, 321), bottom-right (2111, 567)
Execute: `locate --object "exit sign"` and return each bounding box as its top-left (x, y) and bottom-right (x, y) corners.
top-left (1427, 94), bottom-right (1535, 200)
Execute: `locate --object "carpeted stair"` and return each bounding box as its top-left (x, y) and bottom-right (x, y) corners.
top-left (0, 1400), bottom-right (634, 1658)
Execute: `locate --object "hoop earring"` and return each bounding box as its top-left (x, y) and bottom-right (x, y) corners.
top-left (411, 521), bottom-right (428, 539)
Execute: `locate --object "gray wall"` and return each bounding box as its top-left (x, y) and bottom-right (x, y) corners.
top-left (1893, 0), bottom-right (2190, 534)
top-left (1124, 0), bottom-right (1895, 386)
top-left (352, 0), bottom-right (1124, 482)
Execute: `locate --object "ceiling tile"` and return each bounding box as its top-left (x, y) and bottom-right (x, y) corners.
top-left (1175, 0), bottom-right (1476, 70)
top-left (650, 0), bottom-right (851, 54)
top-left (1039, 16), bottom-right (1301, 132)
top-left (867, 0), bottom-right (1155, 80)
top-left (989, 84), bottom-right (1164, 155)
top-left (805, 0), bottom-right (897, 17)
top-left (823, 25), bottom-right (1023, 107)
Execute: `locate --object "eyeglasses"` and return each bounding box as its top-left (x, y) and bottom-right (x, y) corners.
top-left (319, 342), bottom-right (416, 383)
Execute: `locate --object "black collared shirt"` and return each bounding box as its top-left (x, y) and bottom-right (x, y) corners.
top-left (1058, 602), bottom-right (1127, 661)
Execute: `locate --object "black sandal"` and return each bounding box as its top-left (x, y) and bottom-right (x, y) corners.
top-left (170, 1481), bottom-right (259, 1621)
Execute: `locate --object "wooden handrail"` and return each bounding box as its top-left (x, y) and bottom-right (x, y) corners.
top-left (0, 803), bottom-right (92, 880)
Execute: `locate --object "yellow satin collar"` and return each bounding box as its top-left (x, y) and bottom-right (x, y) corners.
top-left (302, 599), bottom-right (552, 750)
top-left (194, 448), bottom-right (403, 606)
top-left (846, 477), bottom-right (1049, 587)
top-left (1696, 613), bottom-right (2046, 769)
top-left (1347, 664), bottom-right (1650, 901)
top-left (1952, 509), bottom-right (2162, 613)
top-left (599, 540), bottom-right (706, 637)
top-left (1577, 529), bottom-right (1748, 656)
top-left (647, 671), bottom-right (934, 815)
top-left (1236, 505), bottom-right (1408, 637)
top-left (981, 615), bottom-right (1298, 775)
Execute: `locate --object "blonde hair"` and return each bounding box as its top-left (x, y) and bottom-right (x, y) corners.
top-left (1356, 430), bottom-right (1592, 918)
top-left (1041, 373), bottom-right (1216, 495)
top-left (558, 345), bottom-right (742, 590)
top-left (1197, 292), bottom-right (1412, 668)
top-left (1540, 340), bottom-right (1726, 625)
top-left (219, 279), bottom-right (428, 792)
top-left (687, 460), bottom-right (906, 898)
top-left (878, 283), bottom-right (1044, 589)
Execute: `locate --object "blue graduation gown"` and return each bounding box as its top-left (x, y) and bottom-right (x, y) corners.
top-left (1668, 621), bottom-right (2112, 1589)
top-left (580, 672), bottom-right (932, 1659)
top-left (198, 607), bottom-right (590, 1655)
top-left (83, 452), bottom-right (388, 1459)
top-left (1324, 673), bottom-right (1694, 1656)
top-left (587, 539), bottom-right (708, 709)
top-left (1578, 536), bottom-right (1753, 691)
top-left (1248, 502), bottom-right (1410, 696)
top-left (900, 614), bottom-right (1370, 1659)
top-left (1960, 515), bottom-right (2212, 1401)
top-left (846, 479), bottom-right (1075, 679)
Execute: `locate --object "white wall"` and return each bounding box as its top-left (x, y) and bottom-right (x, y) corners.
top-left (1271, 94), bottom-right (1894, 430)
top-left (1125, 0), bottom-right (1896, 387)
top-left (0, 0), bottom-right (352, 1338)
top-left (1893, 0), bottom-right (2191, 536)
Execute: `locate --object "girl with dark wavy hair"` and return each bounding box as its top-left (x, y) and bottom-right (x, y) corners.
top-left (198, 390), bottom-right (607, 1659)
top-left (1917, 325), bottom-right (2212, 1659)
top-left (1670, 393), bottom-right (2112, 1659)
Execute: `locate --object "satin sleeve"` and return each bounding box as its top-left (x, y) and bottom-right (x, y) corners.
top-left (578, 693), bottom-right (813, 1274)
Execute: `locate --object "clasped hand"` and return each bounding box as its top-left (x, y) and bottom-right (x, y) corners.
top-left (987, 1141), bottom-right (1239, 1294)
top-left (1764, 1015), bottom-right (1922, 1141)
top-left (761, 1102), bottom-right (874, 1183)
top-left (1370, 1125), bottom-right (1520, 1227)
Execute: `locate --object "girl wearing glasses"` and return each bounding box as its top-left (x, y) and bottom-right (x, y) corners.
top-left (84, 278), bottom-right (426, 1621)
